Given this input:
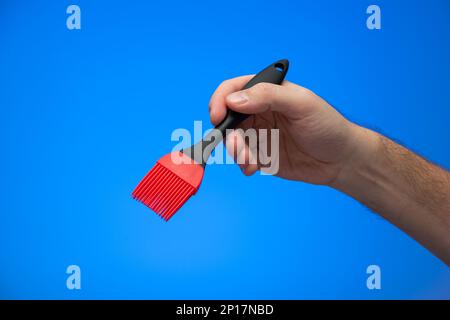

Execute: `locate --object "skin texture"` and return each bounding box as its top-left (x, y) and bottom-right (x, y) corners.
top-left (209, 76), bottom-right (450, 265)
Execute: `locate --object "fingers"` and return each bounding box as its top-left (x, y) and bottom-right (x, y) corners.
top-left (225, 81), bottom-right (310, 116)
top-left (226, 83), bottom-right (298, 114)
top-left (225, 130), bottom-right (259, 176)
top-left (209, 75), bottom-right (321, 176)
top-left (210, 75), bottom-right (319, 124)
top-left (209, 75), bottom-right (254, 125)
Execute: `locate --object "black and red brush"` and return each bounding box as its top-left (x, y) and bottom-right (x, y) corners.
top-left (132, 59), bottom-right (289, 221)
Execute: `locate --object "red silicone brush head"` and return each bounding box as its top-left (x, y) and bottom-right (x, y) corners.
top-left (132, 152), bottom-right (204, 221)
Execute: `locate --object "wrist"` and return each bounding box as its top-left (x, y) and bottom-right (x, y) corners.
top-left (330, 124), bottom-right (381, 192)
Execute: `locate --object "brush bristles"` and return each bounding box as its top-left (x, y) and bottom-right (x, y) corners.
top-left (132, 163), bottom-right (195, 221)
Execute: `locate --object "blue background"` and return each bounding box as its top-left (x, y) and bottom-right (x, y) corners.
top-left (0, 0), bottom-right (449, 299)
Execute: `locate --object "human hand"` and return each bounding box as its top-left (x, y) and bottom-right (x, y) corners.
top-left (209, 76), bottom-right (373, 185)
top-left (209, 75), bottom-right (450, 265)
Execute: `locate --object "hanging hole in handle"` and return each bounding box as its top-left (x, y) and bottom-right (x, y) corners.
top-left (274, 63), bottom-right (285, 72)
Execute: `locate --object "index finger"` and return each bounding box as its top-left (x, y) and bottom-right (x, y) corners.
top-left (208, 75), bottom-right (254, 125)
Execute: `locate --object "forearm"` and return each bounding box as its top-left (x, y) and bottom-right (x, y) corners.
top-left (332, 125), bottom-right (450, 265)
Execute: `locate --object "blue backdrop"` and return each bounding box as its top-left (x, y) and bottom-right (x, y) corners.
top-left (0, 0), bottom-right (449, 299)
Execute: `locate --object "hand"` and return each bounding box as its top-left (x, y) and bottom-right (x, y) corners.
top-left (209, 75), bottom-right (450, 265)
top-left (209, 76), bottom-right (373, 185)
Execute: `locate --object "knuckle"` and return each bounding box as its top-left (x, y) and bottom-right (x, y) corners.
top-left (250, 82), bottom-right (278, 110)
top-left (297, 86), bottom-right (314, 98)
top-left (220, 79), bottom-right (233, 88)
top-left (253, 82), bottom-right (274, 96)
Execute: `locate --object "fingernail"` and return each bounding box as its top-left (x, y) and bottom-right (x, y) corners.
top-left (227, 92), bottom-right (248, 105)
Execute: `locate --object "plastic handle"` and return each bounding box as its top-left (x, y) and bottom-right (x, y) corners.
top-left (215, 59), bottom-right (290, 134)
top-left (184, 59), bottom-right (290, 166)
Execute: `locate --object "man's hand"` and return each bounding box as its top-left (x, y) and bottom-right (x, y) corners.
top-left (209, 75), bottom-right (375, 184)
top-left (209, 76), bottom-right (450, 265)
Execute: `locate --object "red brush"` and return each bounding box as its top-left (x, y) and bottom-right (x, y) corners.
top-left (132, 59), bottom-right (289, 221)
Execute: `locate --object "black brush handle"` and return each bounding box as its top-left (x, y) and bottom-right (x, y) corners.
top-left (215, 59), bottom-right (289, 133)
top-left (184, 59), bottom-right (289, 166)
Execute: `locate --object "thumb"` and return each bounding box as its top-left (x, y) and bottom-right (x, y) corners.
top-left (225, 82), bottom-right (309, 116)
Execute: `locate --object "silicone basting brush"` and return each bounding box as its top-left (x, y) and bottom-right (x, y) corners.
top-left (132, 59), bottom-right (289, 220)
